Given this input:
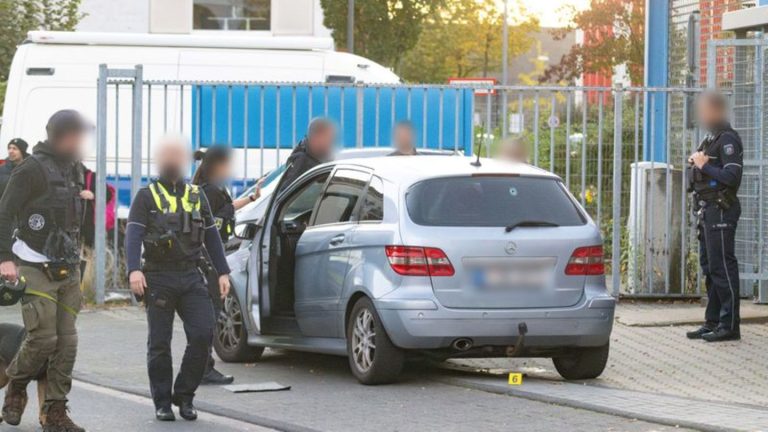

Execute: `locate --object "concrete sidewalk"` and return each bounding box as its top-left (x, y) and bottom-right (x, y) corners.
top-left (450, 300), bottom-right (768, 411)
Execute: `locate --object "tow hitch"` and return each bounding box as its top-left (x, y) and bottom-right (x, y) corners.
top-left (506, 322), bottom-right (528, 357)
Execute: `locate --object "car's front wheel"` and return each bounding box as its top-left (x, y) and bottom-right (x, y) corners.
top-left (214, 292), bottom-right (264, 363)
top-left (347, 297), bottom-right (405, 385)
top-left (552, 343), bottom-right (610, 380)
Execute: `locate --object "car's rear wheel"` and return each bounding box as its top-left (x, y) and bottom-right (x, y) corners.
top-left (552, 343), bottom-right (609, 380)
top-left (347, 297), bottom-right (404, 385)
top-left (214, 292), bottom-right (264, 363)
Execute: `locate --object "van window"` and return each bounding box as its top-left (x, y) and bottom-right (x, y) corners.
top-left (360, 176), bottom-right (384, 222)
top-left (313, 169), bottom-right (370, 226)
top-left (406, 176), bottom-right (585, 227)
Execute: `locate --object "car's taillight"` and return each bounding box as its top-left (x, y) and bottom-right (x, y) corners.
top-left (385, 246), bottom-right (454, 277)
top-left (565, 246), bottom-right (605, 276)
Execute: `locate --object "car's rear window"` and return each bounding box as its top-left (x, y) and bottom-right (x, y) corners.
top-left (406, 176), bottom-right (586, 227)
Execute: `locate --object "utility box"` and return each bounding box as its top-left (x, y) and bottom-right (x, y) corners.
top-left (626, 162), bottom-right (685, 295)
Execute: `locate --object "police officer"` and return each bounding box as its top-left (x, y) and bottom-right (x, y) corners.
top-left (686, 91), bottom-right (743, 342)
top-left (276, 117), bottom-right (336, 194)
top-left (0, 110), bottom-right (90, 431)
top-left (0, 138), bottom-right (29, 199)
top-left (388, 121), bottom-right (419, 156)
top-left (124, 135), bottom-right (231, 421)
top-left (191, 146), bottom-right (261, 385)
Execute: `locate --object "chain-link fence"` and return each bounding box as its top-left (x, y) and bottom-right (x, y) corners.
top-left (93, 65), bottom-right (717, 303)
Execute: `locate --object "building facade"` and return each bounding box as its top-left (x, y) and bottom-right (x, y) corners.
top-left (77, 0), bottom-right (331, 37)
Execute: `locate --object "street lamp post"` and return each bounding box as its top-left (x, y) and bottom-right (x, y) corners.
top-left (501, 0), bottom-right (509, 138)
top-left (347, 0), bottom-right (355, 53)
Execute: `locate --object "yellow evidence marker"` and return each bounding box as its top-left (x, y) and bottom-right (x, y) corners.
top-left (508, 373), bottom-right (523, 386)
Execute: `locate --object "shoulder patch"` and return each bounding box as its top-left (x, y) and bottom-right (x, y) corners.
top-left (724, 144), bottom-right (735, 156)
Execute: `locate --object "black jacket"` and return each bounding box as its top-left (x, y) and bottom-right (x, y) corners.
top-left (0, 142), bottom-right (74, 262)
top-left (0, 158), bottom-right (22, 200)
top-left (276, 139), bottom-right (326, 194)
top-left (124, 178), bottom-right (231, 276)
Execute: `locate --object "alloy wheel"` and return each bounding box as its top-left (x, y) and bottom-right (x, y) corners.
top-left (351, 308), bottom-right (376, 372)
top-left (218, 294), bottom-right (244, 352)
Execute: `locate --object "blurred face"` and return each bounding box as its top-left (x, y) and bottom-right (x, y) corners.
top-left (697, 97), bottom-right (726, 131)
top-left (156, 139), bottom-right (190, 181)
top-left (393, 126), bottom-right (415, 154)
top-left (210, 159), bottom-right (232, 183)
top-left (499, 140), bottom-right (529, 163)
top-left (53, 130), bottom-right (86, 161)
top-left (7, 145), bottom-right (22, 163)
top-left (308, 126), bottom-right (336, 159)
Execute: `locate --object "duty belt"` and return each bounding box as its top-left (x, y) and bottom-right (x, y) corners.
top-left (142, 261), bottom-right (201, 273)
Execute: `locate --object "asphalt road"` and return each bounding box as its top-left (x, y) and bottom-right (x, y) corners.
top-left (3, 380), bottom-right (270, 432)
top-left (0, 307), bottom-right (691, 432)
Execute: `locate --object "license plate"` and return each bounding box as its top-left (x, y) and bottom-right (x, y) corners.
top-left (465, 258), bottom-right (555, 290)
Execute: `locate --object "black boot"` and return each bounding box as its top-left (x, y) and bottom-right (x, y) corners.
top-left (686, 326), bottom-right (715, 340)
top-left (155, 406), bottom-right (175, 421)
top-left (201, 367), bottom-right (234, 385)
top-left (173, 399), bottom-right (198, 421)
top-left (702, 327), bottom-right (741, 342)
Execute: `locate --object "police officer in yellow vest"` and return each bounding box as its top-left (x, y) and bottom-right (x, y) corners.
top-left (124, 135), bottom-right (231, 422)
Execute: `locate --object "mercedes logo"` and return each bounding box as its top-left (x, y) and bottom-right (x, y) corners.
top-left (505, 241), bottom-right (517, 255)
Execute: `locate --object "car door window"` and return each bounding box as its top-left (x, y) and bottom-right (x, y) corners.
top-left (312, 169), bottom-right (370, 226)
top-left (359, 176), bottom-right (384, 222)
top-left (279, 172), bottom-right (330, 227)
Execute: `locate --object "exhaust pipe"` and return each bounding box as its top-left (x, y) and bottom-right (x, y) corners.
top-left (452, 338), bottom-right (473, 351)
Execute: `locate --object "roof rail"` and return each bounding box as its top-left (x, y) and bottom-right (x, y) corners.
top-left (26, 31), bottom-right (335, 51)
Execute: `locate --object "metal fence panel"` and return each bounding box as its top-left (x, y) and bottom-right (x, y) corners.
top-left (95, 65), bottom-right (718, 303)
top-left (708, 38), bottom-right (768, 303)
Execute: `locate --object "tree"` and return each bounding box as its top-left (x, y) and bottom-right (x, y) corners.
top-left (320, 0), bottom-right (441, 70)
top-left (541, 0), bottom-right (644, 85)
top-left (398, 0), bottom-right (538, 83)
top-left (1, 0), bottom-right (83, 111)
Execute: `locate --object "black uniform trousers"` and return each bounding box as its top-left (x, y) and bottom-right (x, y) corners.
top-left (699, 200), bottom-right (741, 332)
top-left (145, 269), bottom-right (214, 409)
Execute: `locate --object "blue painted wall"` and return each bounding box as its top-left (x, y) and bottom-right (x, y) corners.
top-left (644, 0), bottom-right (669, 162)
top-left (191, 85), bottom-right (475, 151)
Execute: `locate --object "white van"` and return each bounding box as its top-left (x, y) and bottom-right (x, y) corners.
top-left (0, 31), bottom-right (401, 185)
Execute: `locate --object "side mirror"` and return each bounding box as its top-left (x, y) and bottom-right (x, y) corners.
top-left (234, 222), bottom-right (261, 240)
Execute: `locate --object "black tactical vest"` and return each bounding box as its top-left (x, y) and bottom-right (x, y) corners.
top-left (17, 154), bottom-right (83, 263)
top-left (143, 181), bottom-right (205, 263)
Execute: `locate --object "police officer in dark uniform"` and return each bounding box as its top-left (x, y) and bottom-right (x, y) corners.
top-left (124, 136), bottom-right (231, 421)
top-left (191, 146), bottom-right (261, 385)
top-left (686, 92), bottom-right (743, 343)
top-left (0, 110), bottom-right (89, 431)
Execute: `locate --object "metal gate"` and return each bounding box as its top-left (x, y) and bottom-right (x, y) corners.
top-left (93, 64), bottom-right (716, 304)
top-left (708, 37), bottom-right (768, 303)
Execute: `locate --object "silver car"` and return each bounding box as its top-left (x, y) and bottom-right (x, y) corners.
top-left (217, 156), bottom-right (615, 384)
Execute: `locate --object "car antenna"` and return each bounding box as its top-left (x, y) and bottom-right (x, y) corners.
top-left (470, 144), bottom-right (482, 167)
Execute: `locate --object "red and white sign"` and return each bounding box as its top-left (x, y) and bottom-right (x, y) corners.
top-left (448, 77), bottom-right (498, 95)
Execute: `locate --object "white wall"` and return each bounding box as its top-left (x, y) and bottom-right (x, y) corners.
top-left (76, 0), bottom-right (332, 37)
top-left (78, 0), bottom-right (150, 33)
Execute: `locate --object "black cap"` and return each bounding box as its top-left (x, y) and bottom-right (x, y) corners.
top-left (46, 110), bottom-right (94, 142)
top-left (7, 138), bottom-right (29, 155)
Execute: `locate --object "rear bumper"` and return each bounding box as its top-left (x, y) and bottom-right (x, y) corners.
top-left (374, 296), bottom-right (615, 351)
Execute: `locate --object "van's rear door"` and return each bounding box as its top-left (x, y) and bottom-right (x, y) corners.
top-left (402, 175), bottom-right (602, 309)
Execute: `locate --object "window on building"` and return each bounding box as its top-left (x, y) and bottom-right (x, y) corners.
top-left (193, 0), bottom-right (271, 31)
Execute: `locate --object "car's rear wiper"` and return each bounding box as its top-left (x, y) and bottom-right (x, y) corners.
top-left (504, 220), bottom-right (560, 233)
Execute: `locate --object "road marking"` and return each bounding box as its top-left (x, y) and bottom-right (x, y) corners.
top-left (73, 380), bottom-right (275, 431)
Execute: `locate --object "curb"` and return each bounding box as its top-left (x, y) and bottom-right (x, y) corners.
top-left (616, 315), bottom-right (768, 327)
top-left (73, 372), bottom-right (320, 432)
top-left (432, 375), bottom-right (746, 432)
